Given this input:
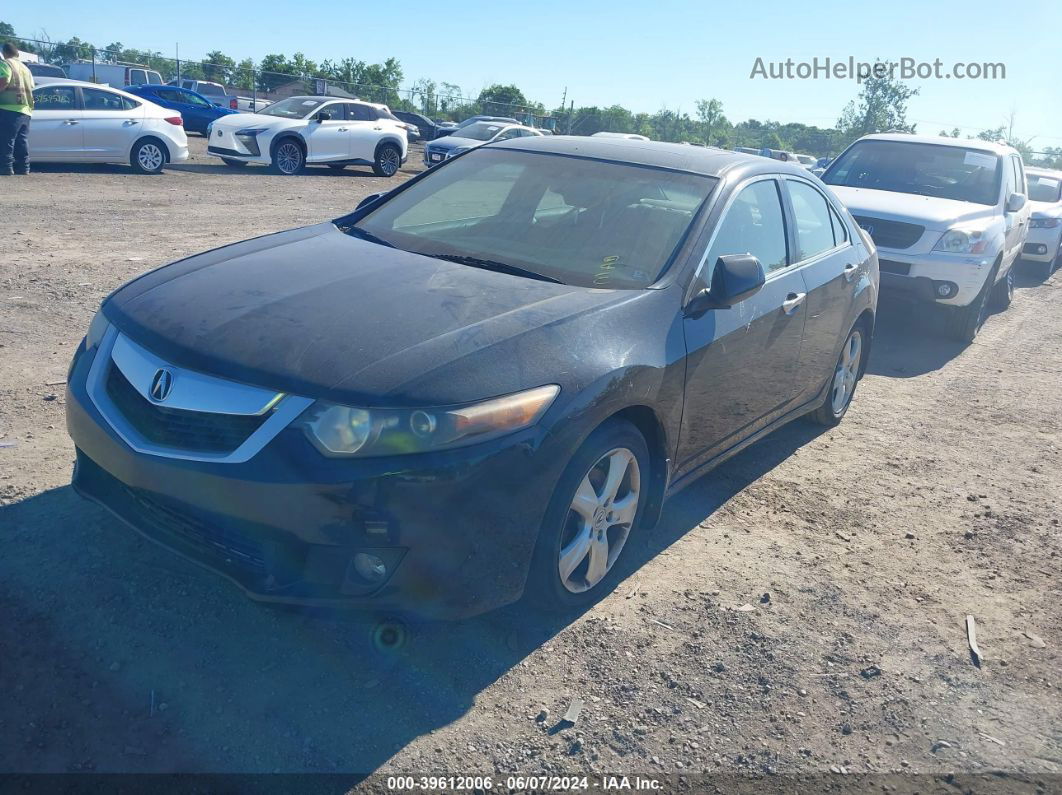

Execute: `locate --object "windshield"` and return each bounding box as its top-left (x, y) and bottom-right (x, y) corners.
top-left (259, 97), bottom-right (326, 119)
top-left (1028, 174), bottom-right (1062, 203)
top-left (824, 140), bottom-right (1001, 205)
top-left (456, 123), bottom-right (505, 142)
top-left (346, 149), bottom-right (717, 289)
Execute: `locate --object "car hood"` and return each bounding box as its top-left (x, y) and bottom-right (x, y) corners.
top-left (1029, 200), bottom-right (1062, 219)
top-left (427, 135), bottom-right (485, 150)
top-left (829, 186), bottom-right (996, 232)
top-left (211, 112), bottom-right (289, 131)
top-left (103, 223), bottom-right (629, 406)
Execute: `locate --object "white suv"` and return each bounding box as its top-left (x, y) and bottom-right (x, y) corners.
top-left (207, 96), bottom-right (408, 176)
top-left (824, 133), bottom-right (1030, 341)
top-left (1023, 167), bottom-right (1062, 279)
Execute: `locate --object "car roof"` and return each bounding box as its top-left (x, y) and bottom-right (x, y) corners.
top-left (856, 132), bottom-right (1019, 156)
top-left (488, 135), bottom-right (811, 179)
top-left (1027, 166), bottom-right (1062, 179)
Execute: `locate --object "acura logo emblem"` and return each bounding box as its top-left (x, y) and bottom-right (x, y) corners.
top-left (150, 368), bottom-right (174, 401)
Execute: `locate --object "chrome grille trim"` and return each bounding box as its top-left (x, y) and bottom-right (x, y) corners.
top-left (87, 327), bottom-right (314, 463)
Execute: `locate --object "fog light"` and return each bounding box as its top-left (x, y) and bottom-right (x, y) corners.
top-left (1035, 244), bottom-right (1047, 255)
top-left (353, 552), bottom-right (387, 583)
top-left (934, 281), bottom-right (958, 299)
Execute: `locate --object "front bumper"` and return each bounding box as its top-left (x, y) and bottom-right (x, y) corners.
top-left (65, 338), bottom-right (564, 619)
top-left (875, 247), bottom-right (996, 306)
top-left (1022, 227), bottom-right (1062, 263)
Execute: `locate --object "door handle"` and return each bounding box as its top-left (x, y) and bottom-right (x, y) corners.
top-left (63, 119), bottom-right (79, 125)
top-left (782, 292), bottom-right (806, 314)
top-left (337, 127), bottom-right (348, 132)
top-left (843, 262), bottom-right (858, 282)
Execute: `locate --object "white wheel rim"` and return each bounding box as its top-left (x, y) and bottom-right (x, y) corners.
top-left (558, 447), bottom-right (640, 594)
top-left (138, 144), bottom-right (163, 171)
top-left (277, 143), bottom-right (301, 173)
top-left (830, 330), bottom-right (862, 415)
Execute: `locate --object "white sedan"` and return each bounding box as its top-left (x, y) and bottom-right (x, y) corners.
top-left (31, 78), bottom-right (189, 174)
top-left (206, 96), bottom-right (409, 176)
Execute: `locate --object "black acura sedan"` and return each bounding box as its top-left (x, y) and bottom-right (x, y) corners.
top-left (66, 136), bottom-right (878, 618)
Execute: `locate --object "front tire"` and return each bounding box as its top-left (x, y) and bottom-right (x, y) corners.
top-left (944, 260), bottom-right (999, 343)
top-left (130, 138), bottom-right (167, 174)
top-left (810, 321), bottom-right (866, 426)
top-left (527, 420), bottom-right (649, 613)
top-left (270, 139), bottom-right (305, 175)
top-left (372, 143), bottom-right (402, 177)
top-left (990, 265), bottom-right (1014, 310)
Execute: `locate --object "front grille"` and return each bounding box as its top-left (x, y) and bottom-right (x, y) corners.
top-left (105, 364), bottom-right (268, 454)
top-left (878, 259), bottom-right (911, 276)
top-left (852, 215), bottom-right (925, 250)
top-left (125, 487), bottom-right (266, 573)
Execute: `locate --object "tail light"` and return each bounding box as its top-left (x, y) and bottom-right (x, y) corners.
top-left (229, 98), bottom-right (238, 110)
top-left (164, 116), bottom-right (183, 126)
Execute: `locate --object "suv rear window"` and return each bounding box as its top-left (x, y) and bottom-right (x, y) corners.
top-left (824, 140), bottom-right (1002, 206)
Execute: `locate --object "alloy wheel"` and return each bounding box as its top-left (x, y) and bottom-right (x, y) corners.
top-left (830, 329), bottom-right (863, 415)
top-left (138, 143), bottom-right (163, 172)
top-left (379, 147), bottom-right (400, 176)
top-left (557, 448), bottom-right (640, 594)
top-left (276, 142), bottom-right (302, 174)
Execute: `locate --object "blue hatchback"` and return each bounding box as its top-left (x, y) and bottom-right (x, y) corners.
top-left (127, 84), bottom-right (238, 135)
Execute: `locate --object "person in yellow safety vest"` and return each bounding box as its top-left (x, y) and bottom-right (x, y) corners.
top-left (0, 41), bottom-right (35, 176)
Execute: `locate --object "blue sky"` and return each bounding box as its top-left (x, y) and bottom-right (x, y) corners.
top-left (6, 0), bottom-right (1060, 147)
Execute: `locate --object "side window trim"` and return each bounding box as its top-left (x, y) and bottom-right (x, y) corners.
top-left (686, 174), bottom-right (790, 300)
top-left (780, 176), bottom-right (854, 266)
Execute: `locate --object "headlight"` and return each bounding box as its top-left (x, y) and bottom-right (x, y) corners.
top-left (235, 127), bottom-right (267, 136)
top-left (301, 384), bottom-right (560, 457)
top-left (1030, 217), bottom-right (1062, 229)
top-left (933, 228), bottom-right (988, 255)
top-left (85, 308), bottom-right (110, 350)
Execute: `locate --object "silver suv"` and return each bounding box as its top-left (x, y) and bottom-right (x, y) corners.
top-left (824, 133), bottom-right (1030, 342)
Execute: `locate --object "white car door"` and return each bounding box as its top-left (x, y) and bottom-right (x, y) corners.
top-left (80, 87), bottom-right (145, 161)
top-left (345, 102), bottom-right (385, 162)
top-left (301, 102), bottom-right (350, 163)
top-left (29, 85), bottom-right (84, 160)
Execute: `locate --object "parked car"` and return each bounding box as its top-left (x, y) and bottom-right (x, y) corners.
top-left (127, 85), bottom-right (237, 135)
top-left (30, 78), bottom-right (189, 174)
top-left (206, 96), bottom-right (408, 176)
top-left (1022, 167), bottom-right (1062, 278)
top-left (435, 115), bottom-right (518, 138)
top-left (823, 133), bottom-right (1029, 342)
top-left (65, 137), bottom-right (876, 618)
top-left (168, 79), bottom-right (270, 113)
top-left (593, 131), bottom-right (650, 141)
top-left (64, 61), bottom-right (164, 88)
top-left (423, 122), bottom-right (543, 166)
top-left (26, 62), bottom-right (66, 79)
top-left (793, 154), bottom-right (818, 169)
top-left (393, 110), bottom-right (439, 141)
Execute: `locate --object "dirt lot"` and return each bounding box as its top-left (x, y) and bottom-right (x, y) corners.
top-left (1, 135), bottom-right (1060, 785)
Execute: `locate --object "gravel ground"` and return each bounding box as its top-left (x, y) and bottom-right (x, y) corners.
top-left (1, 135), bottom-right (1060, 784)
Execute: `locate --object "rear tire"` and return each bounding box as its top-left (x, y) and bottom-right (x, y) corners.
top-left (270, 138), bottom-right (305, 175)
top-left (810, 321), bottom-right (866, 427)
top-left (372, 143), bottom-right (402, 177)
top-left (221, 158), bottom-right (247, 168)
top-left (130, 138), bottom-right (167, 174)
top-left (526, 420), bottom-right (649, 614)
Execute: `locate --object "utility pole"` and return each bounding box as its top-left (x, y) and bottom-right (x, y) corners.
top-left (175, 42), bottom-right (180, 82)
top-left (568, 100), bottom-right (574, 135)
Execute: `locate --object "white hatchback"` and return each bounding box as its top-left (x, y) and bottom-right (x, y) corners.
top-left (30, 78), bottom-right (189, 174)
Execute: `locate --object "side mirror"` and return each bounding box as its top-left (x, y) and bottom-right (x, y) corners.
top-left (685, 254), bottom-right (766, 315)
top-left (1005, 192), bottom-right (1026, 213)
top-left (356, 192), bottom-right (385, 211)
top-left (315, 111), bottom-right (331, 122)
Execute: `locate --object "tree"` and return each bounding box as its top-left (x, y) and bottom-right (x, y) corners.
top-left (202, 50), bottom-right (236, 84)
top-left (257, 53), bottom-right (300, 91)
top-left (695, 98), bottom-right (724, 147)
top-left (0, 21), bottom-right (34, 52)
top-left (478, 83), bottom-right (527, 115)
top-left (837, 67), bottom-right (919, 143)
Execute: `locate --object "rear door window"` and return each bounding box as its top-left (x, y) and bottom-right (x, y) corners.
top-left (33, 85), bottom-right (78, 111)
top-left (788, 180), bottom-right (839, 261)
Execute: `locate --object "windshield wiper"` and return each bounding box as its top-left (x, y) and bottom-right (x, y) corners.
top-left (343, 225), bottom-right (395, 248)
top-left (426, 253), bottom-right (564, 284)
